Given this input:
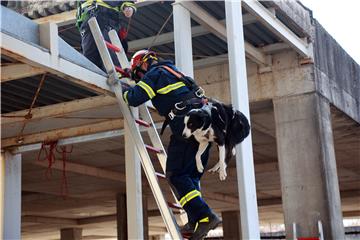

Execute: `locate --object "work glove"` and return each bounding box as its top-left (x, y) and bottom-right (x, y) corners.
top-left (120, 81), bottom-right (131, 92)
top-left (118, 27), bottom-right (128, 41)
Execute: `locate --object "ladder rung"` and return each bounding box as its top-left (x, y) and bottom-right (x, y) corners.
top-left (115, 65), bottom-right (124, 73)
top-left (298, 238), bottom-right (320, 240)
top-left (155, 172), bottom-right (166, 179)
top-left (182, 233), bottom-right (192, 239)
top-left (145, 144), bottom-right (162, 154)
top-left (135, 119), bottom-right (151, 127)
top-left (105, 41), bottom-right (120, 52)
top-left (168, 202), bottom-right (182, 210)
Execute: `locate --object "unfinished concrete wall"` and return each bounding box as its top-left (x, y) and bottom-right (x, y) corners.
top-left (313, 20), bottom-right (360, 123)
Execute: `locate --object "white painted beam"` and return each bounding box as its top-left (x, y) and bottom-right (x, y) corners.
top-left (39, 22), bottom-right (59, 57)
top-left (129, 14), bottom-right (258, 51)
top-left (0, 152), bottom-right (4, 239)
top-left (33, 1), bottom-right (155, 26)
top-left (125, 116), bottom-right (144, 239)
top-left (11, 122), bottom-right (164, 154)
top-left (242, 0), bottom-right (312, 58)
top-left (1, 32), bottom-right (110, 94)
top-left (2, 152), bottom-right (22, 240)
top-left (179, 1), bottom-right (270, 66)
top-left (1, 64), bottom-right (46, 83)
top-left (225, 1), bottom-right (260, 239)
top-left (173, 1), bottom-right (194, 77)
top-left (34, 10), bottom-right (76, 27)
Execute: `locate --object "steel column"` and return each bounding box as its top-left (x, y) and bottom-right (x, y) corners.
top-left (173, 1), bottom-right (194, 78)
top-left (225, 1), bottom-right (260, 239)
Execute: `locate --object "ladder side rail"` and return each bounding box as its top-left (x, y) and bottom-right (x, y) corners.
top-left (138, 105), bottom-right (188, 226)
top-left (88, 17), bottom-right (182, 239)
top-left (108, 29), bottom-right (187, 227)
top-left (112, 85), bottom-right (182, 239)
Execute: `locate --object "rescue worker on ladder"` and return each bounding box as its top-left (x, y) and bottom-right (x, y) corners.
top-left (122, 50), bottom-right (222, 240)
top-left (76, 0), bottom-right (136, 70)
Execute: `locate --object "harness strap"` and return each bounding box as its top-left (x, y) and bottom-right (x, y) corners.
top-left (161, 65), bottom-right (184, 79)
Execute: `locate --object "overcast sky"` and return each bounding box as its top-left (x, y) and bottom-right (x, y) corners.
top-left (300, 0), bottom-right (360, 64)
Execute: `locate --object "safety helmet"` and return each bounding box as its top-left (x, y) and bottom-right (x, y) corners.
top-left (130, 50), bottom-right (158, 81)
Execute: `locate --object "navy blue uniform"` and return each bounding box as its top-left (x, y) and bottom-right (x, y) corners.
top-left (124, 61), bottom-right (212, 223)
top-left (78, 1), bottom-right (132, 70)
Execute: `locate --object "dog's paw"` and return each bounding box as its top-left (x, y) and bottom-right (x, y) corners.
top-left (208, 163), bottom-right (220, 173)
top-left (196, 163), bottom-right (204, 173)
top-left (232, 148), bottom-right (236, 156)
top-left (219, 168), bottom-right (227, 181)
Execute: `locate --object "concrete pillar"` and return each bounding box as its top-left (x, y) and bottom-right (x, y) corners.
top-left (60, 228), bottom-right (82, 240)
top-left (125, 107), bottom-right (144, 239)
top-left (173, 1), bottom-right (194, 78)
top-left (143, 196), bottom-right (149, 240)
top-left (222, 211), bottom-right (242, 240)
top-left (117, 193), bottom-right (127, 240)
top-left (2, 151), bottom-right (21, 240)
top-left (225, 1), bottom-right (260, 239)
top-left (274, 93), bottom-right (345, 239)
top-left (0, 152), bottom-right (4, 239)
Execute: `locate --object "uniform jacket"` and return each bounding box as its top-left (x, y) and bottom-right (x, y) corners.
top-left (124, 60), bottom-right (193, 117)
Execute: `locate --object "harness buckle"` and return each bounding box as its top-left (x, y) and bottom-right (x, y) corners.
top-left (168, 111), bottom-right (175, 120)
top-left (174, 102), bottom-right (186, 111)
top-left (195, 87), bottom-right (205, 98)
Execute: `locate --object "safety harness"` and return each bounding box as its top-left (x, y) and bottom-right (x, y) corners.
top-left (158, 65), bottom-right (208, 135)
top-left (76, 0), bottom-right (136, 29)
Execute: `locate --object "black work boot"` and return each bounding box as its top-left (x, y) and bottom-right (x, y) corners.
top-left (190, 212), bottom-right (222, 240)
top-left (181, 221), bottom-right (195, 239)
top-left (181, 221), bottom-right (196, 235)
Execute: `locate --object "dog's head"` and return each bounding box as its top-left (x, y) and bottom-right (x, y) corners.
top-left (182, 109), bottom-right (211, 138)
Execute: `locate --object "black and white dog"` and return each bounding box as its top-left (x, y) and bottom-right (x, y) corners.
top-left (182, 100), bottom-right (250, 180)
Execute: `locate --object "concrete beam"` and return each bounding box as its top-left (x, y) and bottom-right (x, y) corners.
top-left (1, 32), bottom-right (111, 94)
top-left (32, 159), bottom-right (126, 182)
top-left (242, 0), bottom-right (312, 58)
top-left (33, 1), bottom-right (155, 26)
top-left (1, 95), bottom-right (116, 125)
top-left (179, 1), bottom-right (270, 66)
top-left (1, 119), bottom-right (124, 148)
top-left (129, 14), bottom-right (258, 51)
top-left (23, 216), bottom-right (77, 226)
top-left (1, 64), bottom-right (46, 83)
top-left (34, 10), bottom-right (76, 27)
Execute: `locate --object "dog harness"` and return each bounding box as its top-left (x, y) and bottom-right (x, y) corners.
top-left (158, 66), bottom-right (208, 135)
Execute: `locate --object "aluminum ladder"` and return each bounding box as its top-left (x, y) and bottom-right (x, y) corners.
top-left (87, 17), bottom-right (186, 239)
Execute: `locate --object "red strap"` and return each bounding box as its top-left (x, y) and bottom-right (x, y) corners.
top-left (160, 65), bottom-right (184, 79)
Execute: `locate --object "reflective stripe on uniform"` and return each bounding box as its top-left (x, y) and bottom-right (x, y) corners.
top-left (179, 189), bottom-right (201, 207)
top-left (194, 216), bottom-right (210, 232)
top-left (137, 81), bottom-right (156, 99)
top-left (123, 91), bottom-right (129, 104)
top-left (81, 0), bottom-right (120, 12)
top-left (156, 82), bottom-right (186, 95)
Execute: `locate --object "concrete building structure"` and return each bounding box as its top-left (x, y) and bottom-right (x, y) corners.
top-left (1, 1), bottom-right (359, 239)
